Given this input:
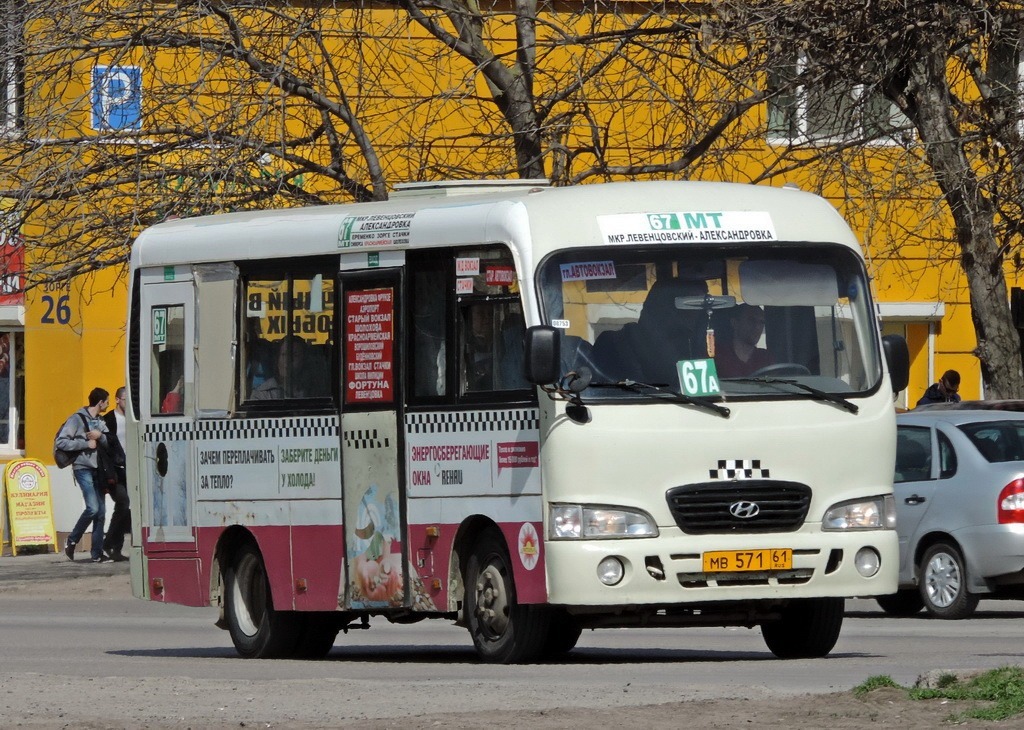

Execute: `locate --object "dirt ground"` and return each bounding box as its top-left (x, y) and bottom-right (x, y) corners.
top-left (341, 690), bottom-right (1020, 730)
top-left (1, 552), bottom-right (1020, 729)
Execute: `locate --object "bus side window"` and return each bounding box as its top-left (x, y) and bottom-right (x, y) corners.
top-left (410, 263), bottom-right (448, 399)
top-left (151, 304), bottom-right (186, 416)
top-left (242, 270), bottom-right (334, 403)
top-left (461, 300), bottom-right (527, 394)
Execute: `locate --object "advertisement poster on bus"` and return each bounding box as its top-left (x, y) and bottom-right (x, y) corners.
top-left (405, 409), bottom-right (541, 499)
top-left (342, 410), bottom-right (404, 608)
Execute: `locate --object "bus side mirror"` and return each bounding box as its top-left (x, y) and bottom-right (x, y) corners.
top-left (882, 334), bottom-right (909, 394)
top-left (526, 325), bottom-right (561, 385)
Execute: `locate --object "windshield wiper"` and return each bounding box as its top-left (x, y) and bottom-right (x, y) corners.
top-left (726, 377), bottom-right (859, 414)
top-left (590, 379), bottom-right (731, 418)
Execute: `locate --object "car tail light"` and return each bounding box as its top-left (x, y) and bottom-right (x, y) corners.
top-left (997, 478), bottom-right (1024, 524)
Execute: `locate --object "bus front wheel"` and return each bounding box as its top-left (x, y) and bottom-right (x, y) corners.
top-left (225, 543), bottom-right (300, 658)
top-left (761, 597), bottom-right (844, 659)
top-left (465, 530), bottom-right (550, 664)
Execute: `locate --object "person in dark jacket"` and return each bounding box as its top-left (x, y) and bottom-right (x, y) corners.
top-left (102, 386), bottom-right (130, 562)
top-left (916, 369), bottom-right (961, 407)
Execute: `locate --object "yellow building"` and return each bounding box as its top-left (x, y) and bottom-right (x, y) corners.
top-left (0, 3), bottom-right (1017, 538)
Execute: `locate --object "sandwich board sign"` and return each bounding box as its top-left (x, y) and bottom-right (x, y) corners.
top-left (3, 459), bottom-right (57, 555)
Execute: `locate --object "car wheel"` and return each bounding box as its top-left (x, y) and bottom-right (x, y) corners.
top-left (761, 597), bottom-right (844, 658)
top-left (875, 589), bottom-right (924, 616)
top-left (918, 542), bottom-right (979, 620)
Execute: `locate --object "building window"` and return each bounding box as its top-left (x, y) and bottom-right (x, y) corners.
top-left (989, 31), bottom-right (1022, 133)
top-left (0, 0), bottom-right (21, 134)
top-left (766, 53), bottom-right (909, 144)
top-left (0, 329), bottom-right (22, 450)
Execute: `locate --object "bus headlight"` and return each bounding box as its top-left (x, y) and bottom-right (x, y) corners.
top-left (549, 504), bottom-right (659, 540)
top-left (822, 495), bottom-right (896, 531)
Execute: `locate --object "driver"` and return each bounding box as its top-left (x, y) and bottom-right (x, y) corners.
top-left (715, 303), bottom-right (773, 378)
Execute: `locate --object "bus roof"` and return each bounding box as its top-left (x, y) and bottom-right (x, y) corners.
top-left (130, 180), bottom-right (862, 270)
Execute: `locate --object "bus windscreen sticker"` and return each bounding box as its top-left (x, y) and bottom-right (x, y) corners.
top-left (559, 261), bottom-right (616, 282)
top-left (485, 265), bottom-right (516, 287)
top-left (598, 211), bottom-right (777, 244)
top-left (345, 288), bottom-right (394, 404)
top-left (677, 358), bottom-right (721, 397)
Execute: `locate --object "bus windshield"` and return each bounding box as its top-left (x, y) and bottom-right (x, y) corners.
top-left (537, 244), bottom-right (882, 399)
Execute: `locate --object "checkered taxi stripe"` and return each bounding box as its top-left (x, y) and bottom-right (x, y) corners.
top-left (143, 409), bottom-right (540, 442)
top-left (144, 416), bottom-right (338, 442)
top-left (343, 429), bottom-right (391, 450)
top-left (709, 459), bottom-right (770, 480)
top-left (406, 408), bottom-right (540, 434)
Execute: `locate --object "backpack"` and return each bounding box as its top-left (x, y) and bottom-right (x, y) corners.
top-left (53, 413), bottom-right (88, 469)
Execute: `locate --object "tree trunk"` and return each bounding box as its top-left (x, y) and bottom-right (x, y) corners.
top-left (903, 40), bottom-right (1024, 398)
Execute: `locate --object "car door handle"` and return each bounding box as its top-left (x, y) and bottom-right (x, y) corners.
top-left (904, 494), bottom-right (926, 505)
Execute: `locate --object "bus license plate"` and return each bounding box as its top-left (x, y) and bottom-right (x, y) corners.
top-left (702, 548), bottom-right (792, 573)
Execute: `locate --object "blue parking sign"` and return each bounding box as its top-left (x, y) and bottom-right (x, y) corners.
top-left (91, 65), bottom-right (142, 131)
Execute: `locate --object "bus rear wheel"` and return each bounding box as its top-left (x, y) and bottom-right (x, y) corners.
top-left (465, 530), bottom-right (550, 664)
top-left (225, 543), bottom-right (301, 658)
top-left (761, 597), bottom-right (844, 659)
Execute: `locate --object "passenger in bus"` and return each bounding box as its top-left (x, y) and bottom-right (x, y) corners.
top-left (715, 304), bottom-right (773, 378)
top-left (160, 376), bottom-right (184, 414)
top-left (252, 335), bottom-right (311, 400)
top-left (592, 277), bottom-right (707, 385)
top-left (464, 305), bottom-right (496, 391)
top-left (499, 311), bottom-right (529, 390)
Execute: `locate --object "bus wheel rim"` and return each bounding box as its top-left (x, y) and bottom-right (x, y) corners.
top-left (475, 562), bottom-right (510, 637)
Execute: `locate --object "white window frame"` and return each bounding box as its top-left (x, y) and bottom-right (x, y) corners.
top-left (0, 324), bottom-right (23, 455)
top-left (766, 52), bottom-right (911, 146)
top-left (987, 33), bottom-right (1024, 136)
top-left (0, 0), bottom-right (20, 136)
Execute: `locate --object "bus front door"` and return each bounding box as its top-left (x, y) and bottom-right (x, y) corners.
top-left (139, 274), bottom-right (196, 550)
top-left (338, 270), bottom-right (408, 610)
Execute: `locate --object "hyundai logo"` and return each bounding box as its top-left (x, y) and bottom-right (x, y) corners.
top-left (729, 501), bottom-right (760, 519)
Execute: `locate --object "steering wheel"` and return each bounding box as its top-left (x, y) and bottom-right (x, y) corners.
top-left (750, 362), bottom-right (812, 377)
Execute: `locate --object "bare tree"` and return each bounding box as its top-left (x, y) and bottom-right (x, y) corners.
top-left (10, 0), bottom-right (1021, 398)
top-left (713, 0), bottom-right (1024, 397)
top-left (0, 0), bottom-right (780, 288)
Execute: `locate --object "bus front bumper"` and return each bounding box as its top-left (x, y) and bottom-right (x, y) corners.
top-left (544, 527), bottom-right (898, 607)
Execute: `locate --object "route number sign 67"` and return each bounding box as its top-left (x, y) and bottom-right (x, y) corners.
top-left (677, 359), bottom-right (720, 397)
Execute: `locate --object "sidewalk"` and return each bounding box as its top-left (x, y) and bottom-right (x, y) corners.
top-left (0, 545), bottom-right (130, 585)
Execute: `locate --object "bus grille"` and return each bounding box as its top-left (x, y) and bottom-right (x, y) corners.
top-left (665, 481), bottom-right (811, 534)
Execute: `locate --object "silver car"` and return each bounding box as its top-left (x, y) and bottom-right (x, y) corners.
top-left (878, 409), bottom-right (1024, 618)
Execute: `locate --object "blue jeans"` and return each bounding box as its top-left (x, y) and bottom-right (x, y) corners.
top-left (69, 467), bottom-right (106, 559)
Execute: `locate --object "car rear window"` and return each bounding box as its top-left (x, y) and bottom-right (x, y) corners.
top-left (958, 421), bottom-right (1024, 462)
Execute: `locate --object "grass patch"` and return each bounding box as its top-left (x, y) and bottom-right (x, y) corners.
top-left (910, 667), bottom-right (1024, 722)
top-left (856, 667), bottom-right (1024, 722)
top-left (854, 675), bottom-right (901, 696)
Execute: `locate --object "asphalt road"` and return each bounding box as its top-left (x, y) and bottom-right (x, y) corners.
top-left (1, 550), bottom-right (1022, 727)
